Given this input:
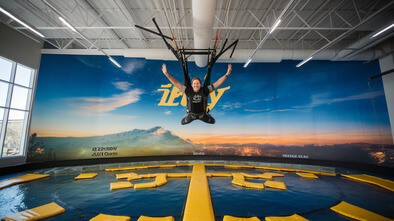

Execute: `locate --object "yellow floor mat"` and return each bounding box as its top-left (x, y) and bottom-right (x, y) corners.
top-left (342, 174), bottom-right (394, 191)
top-left (116, 172), bottom-right (139, 179)
top-left (105, 166), bottom-right (149, 171)
top-left (224, 165), bottom-right (255, 169)
top-left (75, 173), bottom-right (98, 180)
top-left (134, 181), bottom-right (157, 189)
top-left (264, 180), bottom-right (287, 190)
top-left (154, 174), bottom-right (168, 186)
top-left (90, 213), bottom-right (130, 221)
top-left (296, 173), bottom-right (318, 179)
top-left (265, 214), bottom-right (309, 221)
top-left (296, 169), bottom-right (336, 176)
top-left (210, 173), bottom-right (233, 178)
top-left (254, 166), bottom-right (297, 172)
top-left (330, 201), bottom-right (392, 221)
top-left (241, 173), bottom-right (271, 180)
top-left (159, 165), bottom-right (176, 168)
top-left (0, 174), bottom-right (50, 190)
top-left (231, 173), bottom-right (265, 190)
top-left (183, 164), bottom-right (215, 221)
top-left (223, 215), bottom-right (260, 221)
top-left (110, 182), bottom-right (133, 190)
top-left (137, 216), bottom-right (174, 221)
top-left (166, 173), bottom-right (191, 178)
top-left (2, 202), bottom-right (65, 221)
top-left (132, 173), bottom-right (168, 189)
top-left (263, 172), bottom-right (285, 177)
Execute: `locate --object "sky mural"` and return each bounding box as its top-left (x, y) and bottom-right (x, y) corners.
top-left (28, 54), bottom-right (393, 165)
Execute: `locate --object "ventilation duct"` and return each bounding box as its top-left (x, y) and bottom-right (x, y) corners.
top-left (192, 0), bottom-right (216, 67)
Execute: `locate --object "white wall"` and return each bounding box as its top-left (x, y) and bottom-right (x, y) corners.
top-left (0, 22), bottom-right (44, 167)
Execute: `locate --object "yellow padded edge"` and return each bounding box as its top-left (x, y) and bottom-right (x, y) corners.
top-left (159, 165), bottom-right (177, 168)
top-left (330, 201), bottom-right (392, 221)
top-left (139, 174), bottom-right (156, 179)
top-left (265, 214), bottom-right (309, 221)
top-left (127, 174), bottom-right (144, 181)
top-left (134, 182), bottom-right (157, 190)
top-left (342, 174), bottom-right (394, 192)
top-left (0, 174), bottom-right (50, 190)
top-left (106, 164), bottom-right (183, 171)
top-left (242, 181), bottom-right (265, 190)
top-left (110, 182), bottom-right (133, 190)
top-left (231, 173), bottom-right (264, 190)
top-left (254, 166), bottom-right (296, 172)
top-left (297, 169), bottom-right (336, 176)
top-left (105, 166), bottom-right (149, 171)
top-left (166, 173), bottom-right (191, 178)
top-left (3, 202), bottom-right (65, 221)
top-left (241, 173), bottom-right (279, 180)
top-left (137, 216), bottom-right (174, 221)
top-left (204, 164), bottom-right (227, 167)
top-left (183, 164), bottom-right (215, 221)
top-left (154, 174), bottom-right (168, 187)
top-left (296, 173), bottom-right (318, 179)
top-left (210, 173), bottom-right (233, 178)
top-left (264, 180), bottom-right (287, 190)
top-left (75, 173), bottom-right (98, 180)
top-left (223, 215), bottom-right (260, 221)
top-left (263, 172), bottom-right (285, 177)
top-left (90, 213), bottom-right (130, 221)
top-left (224, 165), bottom-right (255, 169)
top-left (116, 173), bottom-right (138, 180)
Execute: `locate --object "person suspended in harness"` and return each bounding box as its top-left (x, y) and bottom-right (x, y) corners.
top-left (161, 63), bottom-right (232, 125)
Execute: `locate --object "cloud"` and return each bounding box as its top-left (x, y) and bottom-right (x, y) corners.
top-left (244, 109), bottom-right (271, 112)
top-left (220, 102), bottom-right (243, 110)
top-left (122, 60), bottom-right (145, 74)
top-left (264, 97), bottom-right (275, 101)
top-left (165, 111), bottom-right (172, 115)
top-left (69, 89), bottom-right (144, 113)
top-left (112, 81), bottom-right (132, 91)
top-left (293, 91), bottom-right (384, 109)
top-left (243, 91), bottom-right (384, 113)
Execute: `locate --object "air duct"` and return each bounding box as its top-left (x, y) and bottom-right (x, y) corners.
top-left (192, 0), bottom-right (216, 67)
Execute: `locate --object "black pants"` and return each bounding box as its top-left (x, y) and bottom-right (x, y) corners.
top-left (181, 113), bottom-right (215, 125)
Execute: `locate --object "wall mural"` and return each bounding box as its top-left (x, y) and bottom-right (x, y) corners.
top-left (27, 54), bottom-right (393, 166)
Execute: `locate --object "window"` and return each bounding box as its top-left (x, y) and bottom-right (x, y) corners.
top-left (0, 56), bottom-right (35, 157)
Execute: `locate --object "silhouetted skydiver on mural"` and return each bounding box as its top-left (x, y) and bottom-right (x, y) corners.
top-left (162, 63), bottom-right (232, 125)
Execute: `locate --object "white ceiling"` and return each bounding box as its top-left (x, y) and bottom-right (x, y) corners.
top-left (0, 0), bottom-right (393, 64)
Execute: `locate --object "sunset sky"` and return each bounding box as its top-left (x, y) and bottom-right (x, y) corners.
top-left (30, 54), bottom-right (392, 145)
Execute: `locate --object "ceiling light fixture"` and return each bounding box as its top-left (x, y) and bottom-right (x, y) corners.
top-left (42, 0), bottom-right (122, 68)
top-left (243, 0), bottom-right (296, 68)
top-left (243, 58), bottom-right (252, 68)
top-left (370, 23), bottom-right (394, 38)
top-left (0, 6), bottom-right (45, 38)
top-left (296, 57), bottom-right (313, 68)
top-left (58, 16), bottom-right (77, 32)
top-left (108, 56), bottom-right (121, 68)
top-left (269, 19), bottom-right (282, 34)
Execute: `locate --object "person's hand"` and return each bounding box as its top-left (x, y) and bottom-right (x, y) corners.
top-left (162, 63), bottom-right (167, 74)
top-left (227, 64), bottom-right (232, 75)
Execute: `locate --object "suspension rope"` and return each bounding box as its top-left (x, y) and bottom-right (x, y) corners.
top-left (163, 0), bottom-right (181, 57)
top-left (213, 0), bottom-right (230, 56)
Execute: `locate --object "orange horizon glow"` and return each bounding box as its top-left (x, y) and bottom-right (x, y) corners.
top-left (31, 128), bottom-right (393, 146)
top-left (186, 133), bottom-right (393, 146)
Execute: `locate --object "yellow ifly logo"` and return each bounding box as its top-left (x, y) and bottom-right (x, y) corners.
top-left (158, 84), bottom-right (230, 111)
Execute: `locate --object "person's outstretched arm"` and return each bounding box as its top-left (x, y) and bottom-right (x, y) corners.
top-left (212, 64), bottom-right (232, 89)
top-left (162, 63), bottom-right (183, 90)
